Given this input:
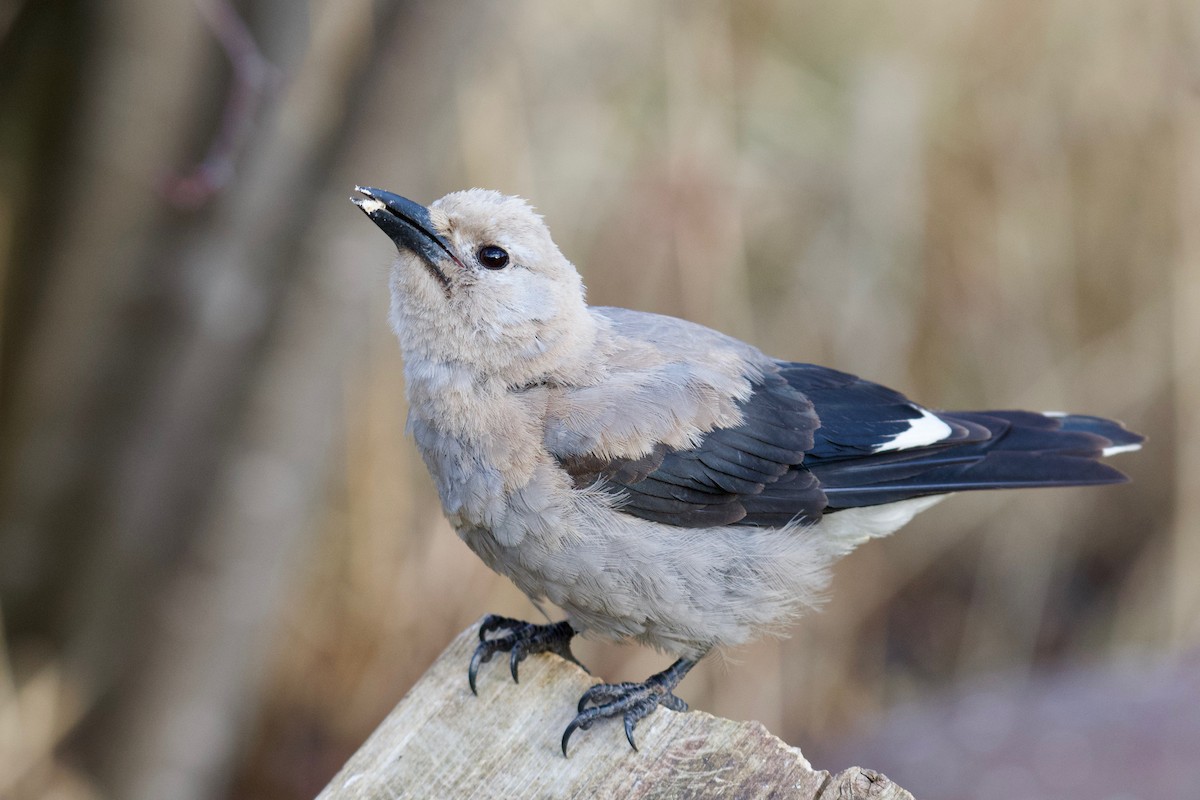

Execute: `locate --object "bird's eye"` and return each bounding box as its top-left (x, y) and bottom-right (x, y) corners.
top-left (478, 245), bottom-right (509, 270)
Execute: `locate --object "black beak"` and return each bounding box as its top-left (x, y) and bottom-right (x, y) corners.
top-left (351, 186), bottom-right (461, 291)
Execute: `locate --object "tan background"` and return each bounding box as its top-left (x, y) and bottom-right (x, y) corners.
top-left (0, 1), bottom-right (1194, 798)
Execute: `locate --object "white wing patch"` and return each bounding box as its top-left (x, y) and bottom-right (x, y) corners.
top-left (873, 407), bottom-right (953, 453)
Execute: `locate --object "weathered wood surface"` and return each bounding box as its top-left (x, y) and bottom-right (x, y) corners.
top-left (318, 620), bottom-right (913, 800)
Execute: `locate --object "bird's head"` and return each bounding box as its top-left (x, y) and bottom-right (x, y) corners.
top-left (352, 187), bottom-right (596, 385)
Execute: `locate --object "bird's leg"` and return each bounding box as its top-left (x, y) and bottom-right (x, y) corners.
top-left (468, 615), bottom-right (584, 695)
top-left (561, 655), bottom-right (701, 756)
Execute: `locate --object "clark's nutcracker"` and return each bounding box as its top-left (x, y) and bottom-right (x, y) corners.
top-left (351, 186), bottom-right (1143, 755)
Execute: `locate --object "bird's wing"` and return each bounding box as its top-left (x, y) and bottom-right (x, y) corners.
top-left (553, 365), bottom-right (823, 526)
top-left (546, 308), bottom-right (1141, 530)
top-left (544, 308), bottom-right (817, 526)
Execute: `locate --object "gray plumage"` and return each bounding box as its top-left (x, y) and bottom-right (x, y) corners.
top-left (403, 297), bottom-right (864, 657)
top-left (352, 187), bottom-right (1142, 674)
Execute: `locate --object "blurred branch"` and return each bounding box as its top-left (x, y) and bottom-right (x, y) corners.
top-left (0, 0), bottom-right (29, 50)
top-left (162, 0), bottom-right (282, 209)
top-left (94, 2), bottom-right (407, 797)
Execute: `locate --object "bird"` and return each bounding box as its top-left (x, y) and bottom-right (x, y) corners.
top-left (350, 185), bottom-right (1143, 756)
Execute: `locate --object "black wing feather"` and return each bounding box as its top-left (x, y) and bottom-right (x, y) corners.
top-left (557, 362), bottom-right (1142, 529)
top-left (558, 367), bottom-right (823, 526)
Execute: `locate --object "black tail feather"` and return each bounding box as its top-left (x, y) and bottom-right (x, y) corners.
top-left (810, 410), bottom-right (1142, 510)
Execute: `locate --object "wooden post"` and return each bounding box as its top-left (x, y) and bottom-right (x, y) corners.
top-left (318, 619), bottom-right (913, 799)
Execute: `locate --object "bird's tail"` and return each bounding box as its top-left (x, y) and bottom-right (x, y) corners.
top-left (811, 410), bottom-right (1144, 509)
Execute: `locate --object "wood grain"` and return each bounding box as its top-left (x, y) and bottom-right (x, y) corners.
top-left (318, 620), bottom-right (913, 800)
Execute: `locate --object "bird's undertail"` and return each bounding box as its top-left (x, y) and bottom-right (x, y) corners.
top-left (811, 410), bottom-right (1143, 510)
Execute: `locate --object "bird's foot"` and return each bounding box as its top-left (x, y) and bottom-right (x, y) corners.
top-left (561, 657), bottom-right (698, 756)
top-left (468, 615), bottom-right (582, 695)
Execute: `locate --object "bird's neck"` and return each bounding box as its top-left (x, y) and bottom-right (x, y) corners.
top-left (402, 357), bottom-right (555, 512)
top-left (398, 309), bottom-right (609, 491)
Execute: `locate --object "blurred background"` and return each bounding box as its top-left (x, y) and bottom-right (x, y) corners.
top-left (1, 1), bottom-right (1195, 798)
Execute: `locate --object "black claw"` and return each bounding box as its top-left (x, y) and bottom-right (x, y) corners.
top-left (558, 656), bottom-right (701, 756)
top-left (561, 719), bottom-right (581, 757)
top-left (624, 714), bottom-right (638, 751)
top-left (577, 685), bottom-right (601, 712)
top-left (509, 647), bottom-right (522, 683)
top-left (467, 616), bottom-right (580, 695)
top-left (468, 643), bottom-right (495, 696)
